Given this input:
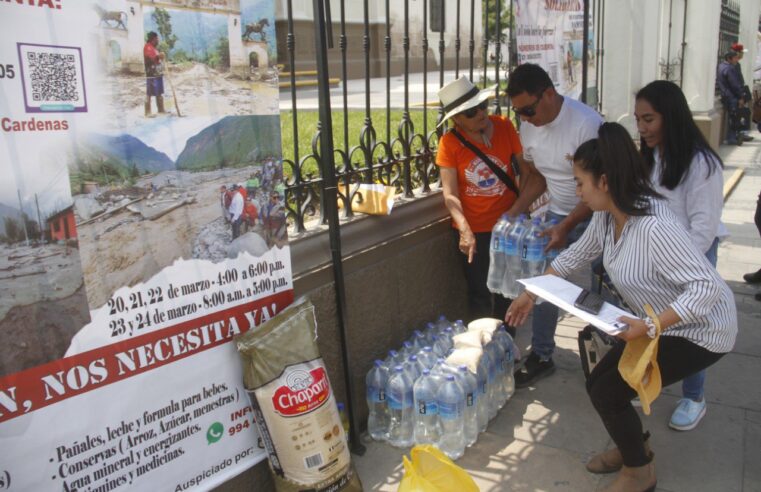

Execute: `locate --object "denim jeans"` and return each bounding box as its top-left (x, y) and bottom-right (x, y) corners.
top-left (681, 236), bottom-right (720, 401)
top-left (531, 211), bottom-right (591, 360)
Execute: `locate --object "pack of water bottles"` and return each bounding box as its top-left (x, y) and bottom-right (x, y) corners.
top-left (487, 213), bottom-right (561, 298)
top-left (365, 316), bottom-right (516, 460)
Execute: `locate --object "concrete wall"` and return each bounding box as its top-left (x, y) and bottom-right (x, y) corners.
top-left (214, 192), bottom-right (465, 491)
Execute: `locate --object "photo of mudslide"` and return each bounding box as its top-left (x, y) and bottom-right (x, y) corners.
top-left (67, 115), bottom-right (287, 310)
top-left (94, 0), bottom-right (279, 128)
top-left (0, 162), bottom-right (91, 376)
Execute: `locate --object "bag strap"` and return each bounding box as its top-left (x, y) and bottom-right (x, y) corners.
top-left (450, 128), bottom-right (520, 197)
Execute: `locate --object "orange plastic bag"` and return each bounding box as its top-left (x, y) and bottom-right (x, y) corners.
top-left (398, 445), bottom-right (479, 492)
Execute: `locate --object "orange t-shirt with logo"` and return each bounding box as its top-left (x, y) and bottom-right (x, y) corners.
top-left (436, 115), bottom-right (522, 233)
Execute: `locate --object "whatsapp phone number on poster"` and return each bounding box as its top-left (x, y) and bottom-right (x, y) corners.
top-left (105, 258), bottom-right (290, 339)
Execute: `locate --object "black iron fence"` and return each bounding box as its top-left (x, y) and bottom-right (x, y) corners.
top-left (279, 0), bottom-right (508, 233)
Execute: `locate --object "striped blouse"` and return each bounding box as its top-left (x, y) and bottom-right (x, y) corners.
top-left (551, 199), bottom-right (737, 353)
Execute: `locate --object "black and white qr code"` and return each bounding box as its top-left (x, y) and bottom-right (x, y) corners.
top-left (18, 43), bottom-right (87, 113)
top-left (26, 51), bottom-right (78, 101)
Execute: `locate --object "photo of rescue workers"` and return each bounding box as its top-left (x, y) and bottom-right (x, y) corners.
top-left (66, 114), bottom-right (286, 311)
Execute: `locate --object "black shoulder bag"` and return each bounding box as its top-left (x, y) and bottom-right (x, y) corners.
top-left (450, 129), bottom-right (520, 197)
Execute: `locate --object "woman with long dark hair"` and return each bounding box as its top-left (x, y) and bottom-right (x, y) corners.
top-left (635, 80), bottom-right (727, 431)
top-left (505, 122), bottom-right (737, 492)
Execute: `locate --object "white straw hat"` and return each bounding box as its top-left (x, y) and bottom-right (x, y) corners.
top-left (437, 76), bottom-right (496, 127)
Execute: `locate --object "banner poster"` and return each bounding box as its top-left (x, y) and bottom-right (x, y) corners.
top-left (0, 1), bottom-right (290, 490)
top-left (514, 0), bottom-right (597, 101)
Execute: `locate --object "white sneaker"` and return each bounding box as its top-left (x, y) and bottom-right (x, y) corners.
top-left (669, 398), bottom-right (706, 431)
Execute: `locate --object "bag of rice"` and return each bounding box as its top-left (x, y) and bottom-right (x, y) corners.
top-left (235, 298), bottom-right (363, 491)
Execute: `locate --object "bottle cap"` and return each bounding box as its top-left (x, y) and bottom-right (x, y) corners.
top-left (394, 365), bottom-right (404, 372)
top-left (337, 402), bottom-right (344, 411)
top-left (446, 375), bottom-right (455, 381)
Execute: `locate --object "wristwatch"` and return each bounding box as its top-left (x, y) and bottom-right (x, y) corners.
top-left (643, 316), bottom-right (658, 339)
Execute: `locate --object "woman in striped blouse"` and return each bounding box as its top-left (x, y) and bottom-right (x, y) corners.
top-left (505, 122), bottom-right (737, 492)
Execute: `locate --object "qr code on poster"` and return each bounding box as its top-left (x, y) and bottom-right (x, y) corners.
top-left (17, 43), bottom-right (88, 113)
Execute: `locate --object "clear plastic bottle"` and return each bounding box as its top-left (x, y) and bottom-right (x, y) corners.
top-left (386, 365), bottom-right (415, 448)
top-left (475, 353), bottom-right (491, 432)
top-left (410, 329), bottom-right (428, 352)
top-left (404, 354), bottom-right (422, 383)
top-left (493, 327), bottom-right (516, 401)
top-left (402, 340), bottom-right (417, 358)
top-left (413, 369), bottom-right (441, 445)
top-left (452, 319), bottom-right (467, 335)
top-left (385, 349), bottom-right (405, 368)
top-left (482, 349), bottom-right (498, 420)
top-left (437, 375), bottom-right (466, 460)
top-left (432, 335), bottom-right (450, 358)
top-left (457, 365), bottom-right (479, 447)
top-left (487, 213), bottom-right (512, 293)
top-left (424, 322), bottom-right (438, 346)
top-left (521, 217), bottom-right (548, 279)
top-left (544, 218), bottom-right (561, 265)
top-left (503, 214), bottom-right (529, 297)
top-left (366, 360), bottom-right (390, 441)
top-left (485, 341), bottom-right (507, 411)
top-left (434, 315), bottom-right (451, 335)
top-left (417, 346), bottom-right (437, 369)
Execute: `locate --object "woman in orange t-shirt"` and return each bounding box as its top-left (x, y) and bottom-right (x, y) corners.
top-left (436, 77), bottom-right (541, 321)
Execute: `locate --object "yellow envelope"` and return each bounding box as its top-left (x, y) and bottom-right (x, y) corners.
top-left (618, 304), bottom-right (662, 415)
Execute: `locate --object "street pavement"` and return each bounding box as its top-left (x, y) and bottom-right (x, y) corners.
top-left (352, 138), bottom-right (761, 491)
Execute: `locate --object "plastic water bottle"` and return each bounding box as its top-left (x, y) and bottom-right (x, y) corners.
top-left (417, 346), bottom-right (437, 369)
top-left (503, 214), bottom-right (529, 297)
top-left (522, 217), bottom-right (548, 279)
top-left (434, 315), bottom-right (451, 335)
top-left (481, 350), bottom-right (498, 420)
top-left (452, 319), bottom-right (467, 335)
top-left (457, 366), bottom-right (479, 447)
top-left (404, 354), bottom-right (422, 383)
top-left (475, 353), bottom-right (491, 432)
top-left (430, 357), bottom-right (450, 381)
top-left (386, 365), bottom-right (415, 448)
top-left (487, 214), bottom-right (512, 293)
top-left (437, 375), bottom-right (466, 460)
top-left (385, 349), bottom-right (405, 368)
top-left (410, 330), bottom-right (427, 352)
top-left (424, 322), bottom-right (437, 345)
top-left (439, 327), bottom-right (455, 354)
top-left (493, 328), bottom-right (516, 401)
top-left (413, 369), bottom-right (441, 445)
top-left (485, 341), bottom-right (507, 411)
top-left (544, 218), bottom-right (561, 265)
top-left (400, 340), bottom-right (415, 359)
top-left (366, 360), bottom-right (390, 441)
top-left (432, 335), bottom-right (451, 358)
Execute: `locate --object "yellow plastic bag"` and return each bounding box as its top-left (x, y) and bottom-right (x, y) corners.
top-left (398, 445), bottom-right (480, 492)
top-left (338, 183), bottom-right (396, 215)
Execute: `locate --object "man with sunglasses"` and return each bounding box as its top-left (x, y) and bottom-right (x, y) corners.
top-left (505, 63), bottom-right (603, 388)
top-left (436, 77), bottom-right (544, 323)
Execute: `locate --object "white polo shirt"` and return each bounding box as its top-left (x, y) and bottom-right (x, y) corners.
top-left (520, 96), bottom-right (603, 215)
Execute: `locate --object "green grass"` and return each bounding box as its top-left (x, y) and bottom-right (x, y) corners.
top-left (280, 109), bottom-right (442, 178)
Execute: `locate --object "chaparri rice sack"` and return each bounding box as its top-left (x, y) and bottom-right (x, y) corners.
top-left (235, 298), bottom-right (363, 492)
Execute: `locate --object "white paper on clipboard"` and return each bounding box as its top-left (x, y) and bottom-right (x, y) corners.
top-left (518, 275), bottom-right (637, 335)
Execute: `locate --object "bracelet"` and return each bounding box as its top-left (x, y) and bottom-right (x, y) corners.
top-left (643, 316), bottom-right (657, 339)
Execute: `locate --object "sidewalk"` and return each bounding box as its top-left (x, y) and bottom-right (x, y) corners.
top-left (352, 140), bottom-right (761, 491)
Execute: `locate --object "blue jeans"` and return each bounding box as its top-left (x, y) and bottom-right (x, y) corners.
top-left (681, 236), bottom-right (720, 401)
top-left (531, 211), bottom-right (591, 360)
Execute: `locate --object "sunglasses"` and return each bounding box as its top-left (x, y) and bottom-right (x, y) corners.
top-left (513, 87), bottom-right (547, 117)
top-left (462, 100), bottom-right (488, 118)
